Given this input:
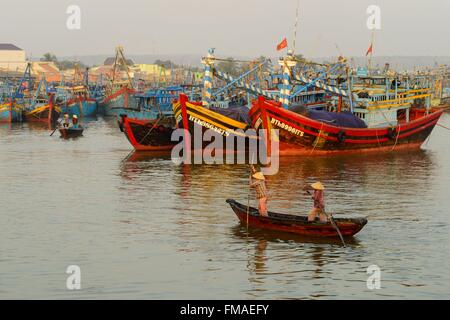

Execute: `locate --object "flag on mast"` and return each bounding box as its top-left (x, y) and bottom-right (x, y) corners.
top-left (366, 43), bottom-right (373, 56)
top-left (277, 38), bottom-right (288, 51)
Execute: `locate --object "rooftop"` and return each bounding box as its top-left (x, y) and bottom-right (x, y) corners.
top-left (0, 43), bottom-right (23, 51)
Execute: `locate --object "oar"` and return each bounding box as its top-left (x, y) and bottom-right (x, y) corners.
top-left (324, 211), bottom-right (346, 247)
top-left (50, 118), bottom-right (63, 136)
top-left (246, 153), bottom-right (255, 230)
top-left (306, 189), bottom-right (346, 247)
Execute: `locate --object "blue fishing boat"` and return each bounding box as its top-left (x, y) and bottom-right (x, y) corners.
top-left (0, 100), bottom-right (22, 123)
top-left (100, 46), bottom-right (141, 117)
top-left (101, 85), bottom-right (139, 117)
top-left (66, 86), bottom-right (98, 118)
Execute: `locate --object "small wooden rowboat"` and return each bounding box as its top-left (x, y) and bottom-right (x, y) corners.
top-left (226, 199), bottom-right (367, 237)
top-left (59, 127), bottom-right (84, 139)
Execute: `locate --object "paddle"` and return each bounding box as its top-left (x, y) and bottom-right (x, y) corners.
top-left (50, 118), bottom-right (63, 136)
top-left (246, 153), bottom-right (256, 229)
top-left (306, 189), bottom-right (346, 247)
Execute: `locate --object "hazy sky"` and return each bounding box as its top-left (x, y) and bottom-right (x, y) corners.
top-left (1, 0), bottom-right (449, 59)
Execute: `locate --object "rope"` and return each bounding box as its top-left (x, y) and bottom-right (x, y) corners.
top-left (138, 115), bottom-right (164, 145)
top-left (437, 123), bottom-right (450, 131)
top-left (310, 122), bottom-right (324, 154)
top-left (391, 126), bottom-right (401, 151)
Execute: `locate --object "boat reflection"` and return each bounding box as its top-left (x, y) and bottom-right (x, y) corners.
top-left (230, 225), bottom-right (360, 247)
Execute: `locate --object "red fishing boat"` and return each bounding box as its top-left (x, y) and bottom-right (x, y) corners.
top-left (226, 199), bottom-right (367, 237)
top-left (118, 114), bottom-right (177, 151)
top-left (249, 94), bottom-right (444, 156)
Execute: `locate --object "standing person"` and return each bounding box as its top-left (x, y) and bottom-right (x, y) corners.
top-left (307, 182), bottom-right (328, 222)
top-left (250, 170), bottom-right (268, 216)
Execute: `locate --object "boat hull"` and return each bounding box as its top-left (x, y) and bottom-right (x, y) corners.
top-left (119, 115), bottom-right (177, 151)
top-left (101, 87), bottom-right (139, 117)
top-left (24, 104), bottom-right (60, 123)
top-left (173, 96), bottom-right (258, 153)
top-left (67, 98), bottom-right (98, 117)
top-left (59, 127), bottom-right (83, 139)
top-left (0, 102), bottom-right (22, 123)
top-left (226, 199), bottom-right (367, 237)
top-left (249, 98), bottom-right (444, 156)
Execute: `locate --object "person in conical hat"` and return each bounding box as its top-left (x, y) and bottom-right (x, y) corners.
top-left (250, 169), bottom-right (268, 216)
top-left (307, 181), bottom-right (327, 222)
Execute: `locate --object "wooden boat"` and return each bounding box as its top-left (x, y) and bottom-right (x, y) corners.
top-left (23, 94), bottom-right (60, 123)
top-left (249, 95), bottom-right (444, 156)
top-left (101, 86), bottom-right (140, 117)
top-left (173, 94), bottom-right (258, 152)
top-left (66, 87), bottom-right (98, 118)
top-left (226, 199), bottom-right (367, 237)
top-left (0, 100), bottom-right (22, 123)
top-left (59, 126), bottom-right (83, 139)
top-left (118, 114), bottom-right (177, 151)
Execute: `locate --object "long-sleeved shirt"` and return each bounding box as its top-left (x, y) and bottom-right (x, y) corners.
top-left (313, 190), bottom-right (325, 210)
top-left (250, 179), bottom-right (268, 199)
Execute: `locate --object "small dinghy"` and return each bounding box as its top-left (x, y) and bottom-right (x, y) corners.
top-left (59, 126), bottom-right (84, 139)
top-left (226, 199), bottom-right (367, 237)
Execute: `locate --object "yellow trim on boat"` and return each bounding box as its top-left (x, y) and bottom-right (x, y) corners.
top-left (185, 102), bottom-right (247, 129)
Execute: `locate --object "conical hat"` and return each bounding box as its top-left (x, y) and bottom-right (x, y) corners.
top-left (252, 172), bottom-right (265, 180)
top-left (311, 182), bottom-right (324, 190)
top-left (73, 115), bottom-right (78, 119)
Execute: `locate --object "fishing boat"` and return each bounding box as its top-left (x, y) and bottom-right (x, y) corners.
top-left (118, 114), bottom-right (176, 151)
top-left (66, 86), bottom-right (98, 118)
top-left (173, 94), bottom-right (257, 152)
top-left (59, 126), bottom-right (83, 139)
top-left (100, 46), bottom-right (140, 117)
top-left (0, 100), bottom-right (22, 123)
top-left (23, 94), bottom-right (60, 123)
top-left (118, 86), bottom-right (186, 151)
top-left (249, 58), bottom-right (444, 156)
top-left (226, 199), bottom-right (367, 237)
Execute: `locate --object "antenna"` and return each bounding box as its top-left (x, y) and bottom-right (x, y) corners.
top-left (292, 0), bottom-right (300, 54)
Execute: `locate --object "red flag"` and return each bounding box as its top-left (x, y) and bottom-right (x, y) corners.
top-left (277, 38), bottom-right (288, 51)
top-left (366, 43), bottom-right (373, 56)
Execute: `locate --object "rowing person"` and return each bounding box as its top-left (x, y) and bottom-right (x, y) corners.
top-left (71, 115), bottom-right (79, 129)
top-left (249, 169), bottom-right (268, 217)
top-left (306, 182), bottom-right (328, 223)
top-left (63, 113), bottom-right (70, 128)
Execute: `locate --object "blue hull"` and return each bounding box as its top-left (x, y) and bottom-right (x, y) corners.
top-left (67, 100), bottom-right (98, 117)
top-left (0, 105), bottom-right (22, 122)
top-left (102, 90), bottom-right (139, 117)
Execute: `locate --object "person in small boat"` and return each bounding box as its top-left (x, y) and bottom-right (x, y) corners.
top-left (307, 182), bottom-right (328, 223)
top-left (249, 170), bottom-right (268, 217)
top-left (63, 114), bottom-right (70, 128)
top-left (71, 115), bottom-right (79, 129)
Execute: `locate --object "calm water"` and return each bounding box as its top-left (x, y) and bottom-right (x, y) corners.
top-left (1, 114), bottom-right (449, 299)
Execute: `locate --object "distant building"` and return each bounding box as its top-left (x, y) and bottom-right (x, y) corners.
top-left (31, 61), bottom-right (61, 82)
top-left (0, 43), bottom-right (27, 72)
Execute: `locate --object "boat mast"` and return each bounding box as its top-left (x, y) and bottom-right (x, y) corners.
top-left (201, 48), bottom-right (215, 107)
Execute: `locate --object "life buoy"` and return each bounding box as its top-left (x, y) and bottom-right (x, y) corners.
top-left (337, 130), bottom-right (346, 143)
top-left (387, 127), bottom-right (397, 140)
